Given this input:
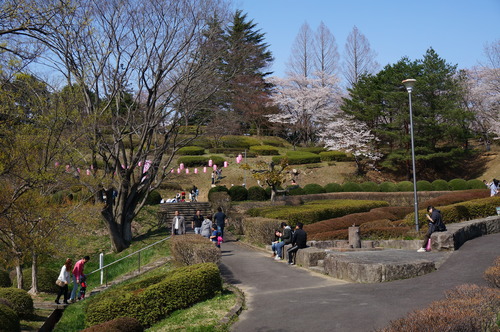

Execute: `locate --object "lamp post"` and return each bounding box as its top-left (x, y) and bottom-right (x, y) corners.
top-left (402, 79), bottom-right (419, 232)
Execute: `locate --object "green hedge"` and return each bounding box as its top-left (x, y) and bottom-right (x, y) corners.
top-left (432, 179), bottom-right (450, 191)
top-left (272, 151), bottom-right (321, 165)
top-left (177, 155), bottom-right (225, 168)
top-left (208, 148), bottom-right (257, 158)
top-left (342, 182), bottom-right (362, 192)
top-left (85, 263), bottom-right (222, 328)
top-left (0, 303), bottom-right (20, 332)
top-left (448, 178), bottom-right (468, 191)
top-left (324, 183), bottom-right (343, 193)
top-left (228, 185), bottom-right (248, 201)
top-left (170, 235), bottom-right (221, 266)
top-left (242, 217), bottom-right (283, 245)
top-left (249, 145), bottom-right (279, 156)
top-left (360, 181), bottom-right (379, 192)
top-left (467, 179), bottom-right (486, 189)
top-left (221, 136), bottom-right (261, 149)
top-left (208, 186), bottom-right (229, 201)
top-left (261, 137), bottom-right (289, 147)
top-left (247, 186), bottom-right (268, 201)
top-left (145, 190), bottom-right (161, 205)
top-left (0, 288), bottom-right (33, 319)
top-left (379, 182), bottom-right (397, 192)
top-left (397, 181), bottom-right (414, 192)
top-left (177, 146), bottom-right (205, 155)
top-left (303, 183), bottom-right (326, 195)
top-left (416, 180), bottom-right (433, 191)
top-left (297, 147), bottom-right (325, 154)
top-left (404, 196), bottom-right (500, 228)
top-left (248, 199), bottom-right (389, 226)
top-left (319, 151), bottom-right (349, 161)
top-left (287, 186), bottom-right (305, 196)
top-left (0, 270), bottom-right (11, 287)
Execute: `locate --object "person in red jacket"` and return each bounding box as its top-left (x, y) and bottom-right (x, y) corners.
top-left (70, 256), bottom-right (90, 302)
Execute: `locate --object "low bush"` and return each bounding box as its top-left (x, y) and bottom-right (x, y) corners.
top-left (0, 288), bottom-right (33, 319)
top-left (319, 151), bottom-right (348, 161)
top-left (85, 263), bottom-right (222, 327)
top-left (303, 183), bottom-right (326, 195)
top-left (272, 151), bottom-right (321, 165)
top-left (177, 146), bottom-right (205, 156)
top-left (323, 183), bottom-right (342, 193)
top-left (377, 284), bottom-right (500, 332)
top-left (342, 182), bottom-right (362, 192)
top-left (404, 196), bottom-right (500, 228)
top-left (228, 185), bottom-right (248, 201)
top-left (176, 156), bottom-right (209, 167)
top-left (249, 199), bottom-right (389, 226)
top-left (287, 186), bottom-right (305, 196)
top-left (0, 303), bottom-right (20, 332)
top-left (448, 178), bottom-right (468, 190)
top-left (416, 180), bottom-right (433, 191)
top-left (190, 137), bottom-right (214, 149)
top-left (379, 182), bottom-right (397, 192)
top-left (297, 146), bottom-right (325, 154)
top-left (145, 190), bottom-right (161, 205)
top-left (13, 267), bottom-right (58, 294)
top-left (208, 148), bottom-right (257, 158)
top-left (170, 235), bottom-right (221, 266)
top-left (421, 189), bottom-right (488, 208)
top-left (396, 181), bottom-right (413, 192)
top-left (242, 217), bottom-right (283, 245)
top-left (467, 179), bottom-right (486, 189)
top-left (261, 137), bottom-right (288, 147)
top-left (431, 179), bottom-right (449, 191)
top-left (247, 186), bottom-right (268, 201)
top-left (360, 181), bottom-right (379, 192)
top-left (208, 186), bottom-right (229, 202)
top-left (483, 256), bottom-right (500, 288)
top-left (0, 270), bottom-right (11, 287)
top-left (221, 136), bottom-right (261, 149)
top-left (81, 317), bottom-right (144, 332)
top-left (249, 145), bottom-right (279, 156)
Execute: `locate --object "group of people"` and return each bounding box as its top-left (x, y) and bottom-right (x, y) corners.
top-left (271, 222), bottom-right (307, 265)
top-left (485, 178), bottom-right (500, 196)
top-left (55, 255), bottom-right (90, 305)
top-left (211, 169), bottom-right (223, 185)
top-left (171, 207), bottom-right (227, 248)
top-left (160, 185), bottom-right (200, 203)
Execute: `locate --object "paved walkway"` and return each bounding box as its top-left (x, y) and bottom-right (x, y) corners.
top-left (220, 233), bottom-right (500, 332)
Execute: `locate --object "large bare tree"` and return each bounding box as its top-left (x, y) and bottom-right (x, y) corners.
top-left (286, 22), bottom-right (315, 78)
top-left (342, 25), bottom-right (379, 87)
top-left (313, 21), bottom-right (339, 84)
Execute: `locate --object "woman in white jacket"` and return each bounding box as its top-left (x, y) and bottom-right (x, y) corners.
top-left (55, 258), bottom-right (72, 304)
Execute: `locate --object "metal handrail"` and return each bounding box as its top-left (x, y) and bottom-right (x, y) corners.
top-left (86, 235), bottom-right (171, 283)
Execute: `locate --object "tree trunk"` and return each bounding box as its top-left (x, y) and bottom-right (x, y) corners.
top-left (270, 188), bottom-right (276, 202)
top-left (101, 208), bottom-right (130, 252)
top-left (15, 256), bottom-right (23, 289)
top-left (28, 252), bottom-right (39, 295)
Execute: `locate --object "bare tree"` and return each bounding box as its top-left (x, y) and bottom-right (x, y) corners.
top-left (313, 21), bottom-right (339, 84)
top-left (343, 26), bottom-right (379, 87)
top-left (286, 22), bottom-right (315, 78)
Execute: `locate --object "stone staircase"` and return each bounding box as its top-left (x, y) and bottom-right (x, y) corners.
top-left (157, 202), bottom-right (212, 230)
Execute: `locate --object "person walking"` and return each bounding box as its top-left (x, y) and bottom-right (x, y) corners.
top-left (192, 210), bottom-right (204, 235)
top-left (55, 258), bottom-right (72, 305)
top-left (213, 207), bottom-right (227, 239)
top-left (417, 206), bottom-right (447, 252)
top-left (287, 222), bottom-right (307, 265)
top-left (201, 218), bottom-right (213, 238)
top-left (70, 256), bottom-right (90, 302)
top-left (171, 210), bottom-right (186, 235)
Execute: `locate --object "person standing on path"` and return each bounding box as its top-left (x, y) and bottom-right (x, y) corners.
top-left (287, 222), bottom-right (307, 265)
top-left (418, 206), bottom-right (447, 252)
top-left (70, 256), bottom-right (89, 302)
top-left (171, 210), bottom-right (186, 235)
top-left (55, 258), bottom-right (72, 304)
top-left (213, 207), bottom-right (227, 239)
top-left (192, 210), bottom-right (204, 235)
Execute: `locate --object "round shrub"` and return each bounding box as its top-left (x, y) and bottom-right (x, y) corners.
top-left (208, 186), bottom-right (229, 201)
top-left (0, 288), bottom-right (33, 319)
top-left (145, 190), bottom-right (161, 205)
top-left (221, 135), bottom-right (261, 149)
top-left (359, 181), bottom-right (379, 192)
top-left (448, 178), bottom-right (468, 191)
top-left (247, 186), bottom-right (268, 201)
top-left (0, 270), bottom-right (11, 287)
top-left (467, 179), bottom-right (486, 189)
top-left (287, 186), bottom-right (305, 196)
top-left (379, 182), bottom-right (397, 192)
top-left (342, 182), bottom-right (362, 192)
top-left (177, 146), bottom-right (205, 155)
top-left (319, 151), bottom-right (348, 162)
top-left (397, 181), bottom-right (414, 192)
top-left (0, 303), bottom-right (20, 332)
top-left (228, 185), bottom-right (248, 201)
top-left (303, 183), bottom-right (326, 195)
top-left (432, 179), bottom-right (449, 191)
top-left (416, 180), bottom-right (433, 191)
top-left (13, 267), bottom-right (58, 294)
top-left (324, 183), bottom-right (343, 193)
top-left (249, 145), bottom-right (279, 156)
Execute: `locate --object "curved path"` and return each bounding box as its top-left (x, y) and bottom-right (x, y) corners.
top-left (220, 233), bottom-right (500, 332)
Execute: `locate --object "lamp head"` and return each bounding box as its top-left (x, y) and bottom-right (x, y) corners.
top-left (402, 79), bottom-right (416, 93)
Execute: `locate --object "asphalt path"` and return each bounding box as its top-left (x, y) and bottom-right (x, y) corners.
top-left (219, 233), bottom-right (500, 332)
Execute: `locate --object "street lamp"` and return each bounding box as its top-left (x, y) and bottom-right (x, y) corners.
top-left (402, 79), bottom-right (419, 232)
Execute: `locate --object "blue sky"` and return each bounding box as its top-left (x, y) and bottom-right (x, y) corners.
top-left (234, 0), bottom-right (500, 77)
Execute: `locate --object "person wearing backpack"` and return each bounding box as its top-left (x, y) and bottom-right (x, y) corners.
top-left (417, 206), bottom-right (446, 253)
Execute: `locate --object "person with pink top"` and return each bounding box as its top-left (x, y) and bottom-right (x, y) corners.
top-left (70, 256), bottom-right (90, 302)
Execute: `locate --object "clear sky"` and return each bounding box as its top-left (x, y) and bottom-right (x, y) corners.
top-left (234, 0), bottom-right (500, 77)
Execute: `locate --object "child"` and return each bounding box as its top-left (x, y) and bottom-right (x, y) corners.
top-left (210, 225), bottom-right (222, 248)
top-left (78, 274), bottom-right (87, 300)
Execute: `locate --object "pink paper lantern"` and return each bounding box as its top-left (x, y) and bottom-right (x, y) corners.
top-left (213, 164), bottom-right (217, 171)
top-left (86, 169), bottom-right (91, 176)
top-left (171, 168), bottom-right (175, 173)
top-left (65, 165), bottom-right (70, 171)
top-left (208, 159), bottom-right (213, 167)
top-left (54, 162), bottom-right (60, 167)
top-left (194, 168), bottom-right (198, 174)
top-left (77, 168), bottom-right (81, 173)
top-left (224, 161), bottom-right (228, 168)
top-left (180, 163), bottom-right (185, 170)
top-left (236, 157), bottom-right (240, 164)
top-left (203, 167), bottom-right (207, 173)
top-left (177, 168), bottom-right (181, 174)
top-left (186, 168), bottom-right (189, 174)
top-left (138, 161), bottom-right (142, 167)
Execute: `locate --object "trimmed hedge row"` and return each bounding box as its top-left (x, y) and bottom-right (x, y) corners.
top-left (177, 155), bottom-right (225, 167)
top-left (272, 151), bottom-right (321, 165)
top-left (249, 145), bottom-right (280, 155)
top-left (0, 302), bottom-right (20, 332)
top-left (404, 196), bottom-right (500, 229)
top-left (248, 199), bottom-right (389, 226)
top-left (177, 146), bottom-right (205, 155)
top-left (319, 151), bottom-right (350, 161)
top-left (170, 234), bottom-right (221, 266)
top-left (243, 217), bottom-right (283, 245)
top-left (0, 270), bottom-right (11, 287)
top-left (0, 288), bottom-right (34, 319)
top-left (247, 186), bottom-right (268, 201)
top-left (85, 263), bottom-right (222, 328)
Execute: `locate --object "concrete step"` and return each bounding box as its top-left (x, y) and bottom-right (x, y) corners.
top-left (317, 259), bottom-right (324, 267)
top-left (309, 266), bottom-right (326, 274)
